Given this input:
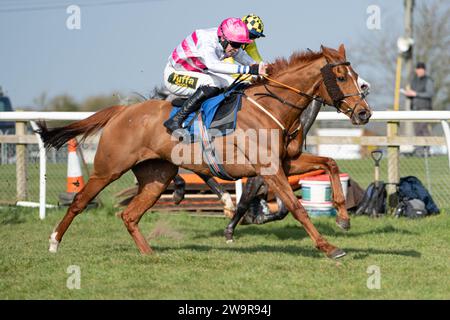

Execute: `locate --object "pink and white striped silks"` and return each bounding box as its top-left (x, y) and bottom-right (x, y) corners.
top-left (167, 28), bottom-right (256, 76)
top-left (169, 31), bottom-right (207, 72)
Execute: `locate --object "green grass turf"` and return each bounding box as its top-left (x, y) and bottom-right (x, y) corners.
top-left (1, 206), bottom-right (449, 299)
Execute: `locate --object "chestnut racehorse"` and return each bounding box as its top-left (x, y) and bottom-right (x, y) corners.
top-left (37, 45), bottom-right (371, 259)
top-left (170, 99), bottom-right (352, 242)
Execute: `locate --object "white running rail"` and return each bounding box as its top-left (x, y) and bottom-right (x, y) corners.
top-left (1, 110), bottom-right (450, 219)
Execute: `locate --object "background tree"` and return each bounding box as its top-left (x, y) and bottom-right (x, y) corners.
top-left (33, 91), bottom-right (144, 111)
top-left (414, 0), bottom-right (450, 110)
top-left (45, 94), bottom-right (79, 111)
top-left (350, 0), bottom-right (450, 111)
top-left (80, 92), bottom-right (122, 111)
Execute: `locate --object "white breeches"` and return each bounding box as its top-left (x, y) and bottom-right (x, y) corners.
top-left (163, 63), bottom-right (232, 97)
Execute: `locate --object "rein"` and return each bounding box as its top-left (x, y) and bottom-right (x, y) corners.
top-left (245, 61), bottom-right (366, 139)
top-left (260, 75), bottom-right (324, 105)
top-left (245, 74), bottom-right (323, 140)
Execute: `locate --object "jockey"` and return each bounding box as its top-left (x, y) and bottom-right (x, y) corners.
top-left (163, 17), bottom-right (267, 133)
top-left (242, 14), bottom-right (265, 62)
top-left (224, 14), bottom-right (373, 95)
top-left (225, 13), bottom-right (265, 66)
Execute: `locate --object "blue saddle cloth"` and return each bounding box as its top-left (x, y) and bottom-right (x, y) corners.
top-left (168, 87), bottom-right (243, 142)
top-left (167, 84), bottom-right (246, 180)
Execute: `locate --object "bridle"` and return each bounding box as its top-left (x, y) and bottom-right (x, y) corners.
top-left (262, 61), bottom-right (366, 112)
top-left (320, 61), bottom-right (367, 118)
top-left (246, 60), bottom-right (367, 138)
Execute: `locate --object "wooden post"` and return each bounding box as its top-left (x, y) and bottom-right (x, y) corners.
top-left (387, 121), bottom-right (400, 211)
top-left (15, 120), bottom-right (28, 201)
top-left (403, 0), bottom-right (415, 137)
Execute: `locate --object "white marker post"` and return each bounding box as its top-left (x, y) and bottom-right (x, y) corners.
top-left (30, 121), bottom-right (47, 220)
top-left (235, 179), bottom-right (243, 204)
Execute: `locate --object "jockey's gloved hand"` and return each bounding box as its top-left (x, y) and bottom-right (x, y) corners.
top-left (259, 62), bottom-right (269, 76)
top-left (249, 64), bottom-right (260, 75)
top-left (249, 63), bottom-right (268, 76)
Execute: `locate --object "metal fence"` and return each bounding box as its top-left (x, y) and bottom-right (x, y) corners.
top-left (0, 133), bottom-right (135, 207)
top-left (306, 121), bottom-right (450, 209)
top-left (1, 111), bottom-right (450, 217)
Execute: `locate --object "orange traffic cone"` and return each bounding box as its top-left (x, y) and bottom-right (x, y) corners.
top-left (59, 139), bottom-right (98, 207)
top-left (66, 139), bottom-right (85, 193)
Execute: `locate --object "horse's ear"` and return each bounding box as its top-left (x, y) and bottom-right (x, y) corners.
top-left (321, 45), bottom-right (332, 62)
top-left (338, 44), bottom-right (346, 60)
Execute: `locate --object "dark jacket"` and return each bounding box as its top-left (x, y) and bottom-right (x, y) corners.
top-left (410, 75), bottom-right (434, 110)
top-left (398, 176), bottom-right (439, 214)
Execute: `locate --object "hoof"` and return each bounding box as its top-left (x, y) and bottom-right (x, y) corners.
top-left (173, 191), bottom-right (185, 205)
top-left (327, 248), bottom-right (346, 260)
top-left (49, 232), bottom-right (59, 253)
top-left (224, 229), bottom-right (234, 242)
top-left (336, 218), bottom-right (351, 231)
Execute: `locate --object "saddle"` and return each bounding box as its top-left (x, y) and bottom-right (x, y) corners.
top-left (168, 84), bottom-right (246, 143)
top-left (166, 84), bottom-right (246, 180)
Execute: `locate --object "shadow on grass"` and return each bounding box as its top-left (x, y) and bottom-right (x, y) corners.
top-left (313, 223), bottom-right (419, 238)
top-left (154, 243), bottom-right (322, 258)
top-left (193, 222), bottom-right (418, 241)
top-left (0, 211), bottom-right (26, 225)
top-left (152, 243), bottom-right (421, 259)
top-left (346, 247), bottom-right (421, 259)
top-left (193, 225), bottom-right (309, 241)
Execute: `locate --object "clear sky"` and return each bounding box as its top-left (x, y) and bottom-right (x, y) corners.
top-left (0, 0), bottom-right (403, 108)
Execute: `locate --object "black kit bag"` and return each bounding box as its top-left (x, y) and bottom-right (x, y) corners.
top-left (354, 181), bottom-right (387, 217)
top-left (397, 176), bottom-right (439, 215)
top-left (394, 198), bottom-right (428, 219)
top-left (393, 176), bottom-right (439, 219)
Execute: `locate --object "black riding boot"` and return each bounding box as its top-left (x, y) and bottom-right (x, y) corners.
top-left (163, 86), bottom-right (221, 133)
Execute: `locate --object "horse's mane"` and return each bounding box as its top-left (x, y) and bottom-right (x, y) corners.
top-left (249, 49), bottom-right (325, 87)
top-left (268, 49), bottom-right (324, 77)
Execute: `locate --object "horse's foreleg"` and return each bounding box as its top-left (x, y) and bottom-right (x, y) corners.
top-left (49, 174), bottom-right (118, 253)
top-left (284, 154), bottom-right (350, 231)
top-left (172, 174), bottom-right (186, 205)
top-left (121, 159), bottom-right (178, 254)
top-left (198, 173), bottom-right (235, 218)
top-left (224, 176), bottom-right (264, 242)
top-left (262, 169), bottom-right (345, 259)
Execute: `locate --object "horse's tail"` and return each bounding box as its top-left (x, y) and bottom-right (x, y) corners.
top-left (35, 105), bottom-right (126, 150)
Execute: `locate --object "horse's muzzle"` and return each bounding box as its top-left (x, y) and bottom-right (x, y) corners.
top-left (356, 109), bottom-right (371, 124)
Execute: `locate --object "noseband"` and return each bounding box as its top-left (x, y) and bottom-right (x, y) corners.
top-left (320, 61), bottom-right (366, 118)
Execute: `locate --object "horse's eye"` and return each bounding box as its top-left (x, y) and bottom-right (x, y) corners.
top-left (337, 76), bottom-right (346, 82)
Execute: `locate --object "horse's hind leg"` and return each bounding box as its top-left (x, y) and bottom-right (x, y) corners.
top-left (120, 159), bottom-right (178, 254)
top-left (49, 173), bottom-right (120, 253)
